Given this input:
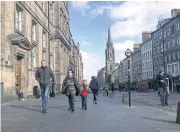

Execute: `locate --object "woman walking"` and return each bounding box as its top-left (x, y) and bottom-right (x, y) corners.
top-left (80, 80), bottom-right (91, 110)
top-left (61, 69), bottom-right (80, 112)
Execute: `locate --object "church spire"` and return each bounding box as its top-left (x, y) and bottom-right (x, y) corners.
top-left (107, 28), bottom-right (112, 47)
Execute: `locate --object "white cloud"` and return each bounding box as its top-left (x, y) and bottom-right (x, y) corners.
top-left (80, 51), bottom-right (105, 83)
top-left (90, 2), bottom-right (180, 40)
top-left (72, 2), bottom-right (180, 81)
top-left (82, 41), bottom-right (93, 46)
top-left (114, 40), bottom-right (135, 62)
top-left (71, 1), bottom-right (91, 16)
top-left (110, 2), bottom-right (180, 39)
top-left (90, 5), bottom-right (112, 19)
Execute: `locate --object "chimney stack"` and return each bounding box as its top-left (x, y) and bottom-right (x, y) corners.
top-left (171, 9), bottom-right (180, 18)
top-left (142, 31), bottom-right (150, 43)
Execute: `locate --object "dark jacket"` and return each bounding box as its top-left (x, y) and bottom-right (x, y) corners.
top-left (89, 77), bottom-right (99, 90)
top-left (156, 73), bottom-right (167, 88)
top-left (61, 76), bottom-right (80, 96)
top-left (35, 66), bottom-right (55, 86)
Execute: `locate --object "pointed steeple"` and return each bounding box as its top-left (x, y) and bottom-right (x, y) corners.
top-left (107, 28), bottom-right (112, 47)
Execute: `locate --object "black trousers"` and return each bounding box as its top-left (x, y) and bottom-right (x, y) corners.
top-left (92, 89), bottom-right (98, 101)
top-left (68, 93), bottom-right (75, 109)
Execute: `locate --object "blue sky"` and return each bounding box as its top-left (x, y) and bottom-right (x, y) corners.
top-left (69, 2), bottom-right (113, 54)
top-left (68, 1), bottom-right (180, 82)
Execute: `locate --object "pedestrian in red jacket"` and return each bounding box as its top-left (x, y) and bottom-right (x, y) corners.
top-left (80, 80), bottom-right (91, 110)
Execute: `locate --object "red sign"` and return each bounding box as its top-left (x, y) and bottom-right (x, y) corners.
top-left (125, 48), bottom-right (132, 57)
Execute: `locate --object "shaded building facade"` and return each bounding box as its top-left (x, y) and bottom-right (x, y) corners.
top-left (0, 1), bottom-right (83, 101)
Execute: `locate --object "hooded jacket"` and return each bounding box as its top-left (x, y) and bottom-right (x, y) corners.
top-left (89, 76), bottom-right (99, 90)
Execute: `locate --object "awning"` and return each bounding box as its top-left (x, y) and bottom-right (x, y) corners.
top-left (7, 33), bottom-right (32, 50)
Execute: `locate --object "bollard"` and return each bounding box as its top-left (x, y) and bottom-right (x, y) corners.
top-left (122, 93), bottom-right (129, 104)
top-left (176, 102), bottom-right (180, 124)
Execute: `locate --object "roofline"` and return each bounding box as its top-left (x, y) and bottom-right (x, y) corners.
top-left (152, 13), bottom-right (180, 34)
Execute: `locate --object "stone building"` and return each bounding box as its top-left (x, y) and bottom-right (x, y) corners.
top-left (163, 11), bottom-right (180, 91)
top-left (118, 61), bottom-right (123, 85)
top-left (113, 63), bottom-right (120, 85)
top-left (152, 9), bottom-right (180, 92)
top-left (0, 1), bottom-right (83, 101)
top-left (132, 44), bottom-right (142, 83)
top-left (141, 34), bottom-right (153, 81)
top-left (71, 41), bottom-right (83, 84)
top-left (105, 28), bottom-right (115, 84)
top-left (122, 56), bottom-right (132, 83)
top-left (97, 67), bottom-right (106, 87)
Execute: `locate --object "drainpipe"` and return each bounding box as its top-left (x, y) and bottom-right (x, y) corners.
top-left (48, 2), bottom-right (50, 67)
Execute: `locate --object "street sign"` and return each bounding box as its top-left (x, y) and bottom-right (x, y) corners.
top-left (125, 48), bottom-right (132, 57)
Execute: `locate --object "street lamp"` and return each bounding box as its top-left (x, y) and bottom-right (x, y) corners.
top-left (125, 48), bottom-right (132, 107)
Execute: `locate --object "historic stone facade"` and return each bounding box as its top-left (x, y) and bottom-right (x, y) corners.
top-left (141, 37), bottom-right (153, 81)
top-left (97, 67), bottom-right (106, 87)
top-left (152, 10), bottom-right (180, 92)
top-left (122, 56), bottom-right (133, 83)
top-left (71, 42), bottom-right (83, 84)
top-left (132, 44), bottom-right (142, 83)
top-left (105, 28), bottom-right (115, 84)
top-left (114, 63), bottom-right (120, 85)
top-left (118, 61), bottom-right (123, 84)
top-left (0, 1), bottom-right (83, 101)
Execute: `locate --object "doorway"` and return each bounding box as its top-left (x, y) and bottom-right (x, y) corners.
top-left (15, 55), bottom-right (24, 93)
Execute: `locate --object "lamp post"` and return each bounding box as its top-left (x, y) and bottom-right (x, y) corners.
top-left (125, 48), bottom-right (132, 107)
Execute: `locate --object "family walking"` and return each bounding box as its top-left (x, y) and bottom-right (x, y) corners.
top-left (35, 60), bottom-right (99, 113)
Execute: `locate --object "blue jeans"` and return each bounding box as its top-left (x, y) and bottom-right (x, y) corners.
top-left (40, 83), bottom-right (51, 110)
top-left (81, 96), bottom-right (87, 109)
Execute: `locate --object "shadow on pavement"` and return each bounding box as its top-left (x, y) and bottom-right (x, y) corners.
top-left (32, 105), bottom-right (82, 111)
top-left (7, 105), bottom-right (42, 113)
top-left (141, 117), bottom-right (176, 124)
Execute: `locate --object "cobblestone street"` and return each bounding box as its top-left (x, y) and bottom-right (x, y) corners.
top-left (131, 91), bottom-right (180, 112)
top-left (1, 92), bottom-right (180, 132)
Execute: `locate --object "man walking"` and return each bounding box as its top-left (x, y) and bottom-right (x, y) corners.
top-left (35, 60), bottom-right (55, 113)
top-left (89, 76), bottom-right (99, 104)
top-left (156, 69), bottom-right (168, 107)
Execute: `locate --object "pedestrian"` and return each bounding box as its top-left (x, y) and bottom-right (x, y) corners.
top-left (89, 76), bottom-right (99, 104)
top-left (80, 79), bottom-right (91, 110)
top-left (111, 83), bottom-right (115, 96)
top-left (61, 69), bottom-right (80, 112)
top-left (35, 60), bottom-right (56, 113)
top-left (156, 69), bottom-right (169, 106)
top-left (104, 85), bottom-right (109, 96)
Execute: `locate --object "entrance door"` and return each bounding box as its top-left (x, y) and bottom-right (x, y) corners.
top-left (16, 55), bottom-right (23, 93)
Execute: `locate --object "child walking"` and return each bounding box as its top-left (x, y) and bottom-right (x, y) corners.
top-left (80, 80), bottom-right (91, 110)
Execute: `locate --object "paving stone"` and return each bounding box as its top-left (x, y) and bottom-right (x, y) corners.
top-left (1, 92), bottom-right (180, 132)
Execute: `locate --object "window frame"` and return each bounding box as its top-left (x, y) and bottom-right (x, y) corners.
top-left (32, 46), bottom-right (36, 68)
top-left (15, 5), bottom-right (23, 32)
top-left (177, 22), bottom-right (180, 31)
top-left (32, 20), bottom-right (37, 42)
top-left (42, 31), bottom-right (46, 49)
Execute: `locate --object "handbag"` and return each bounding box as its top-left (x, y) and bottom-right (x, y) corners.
top-left (49, 85), bottom-right (55, 97)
